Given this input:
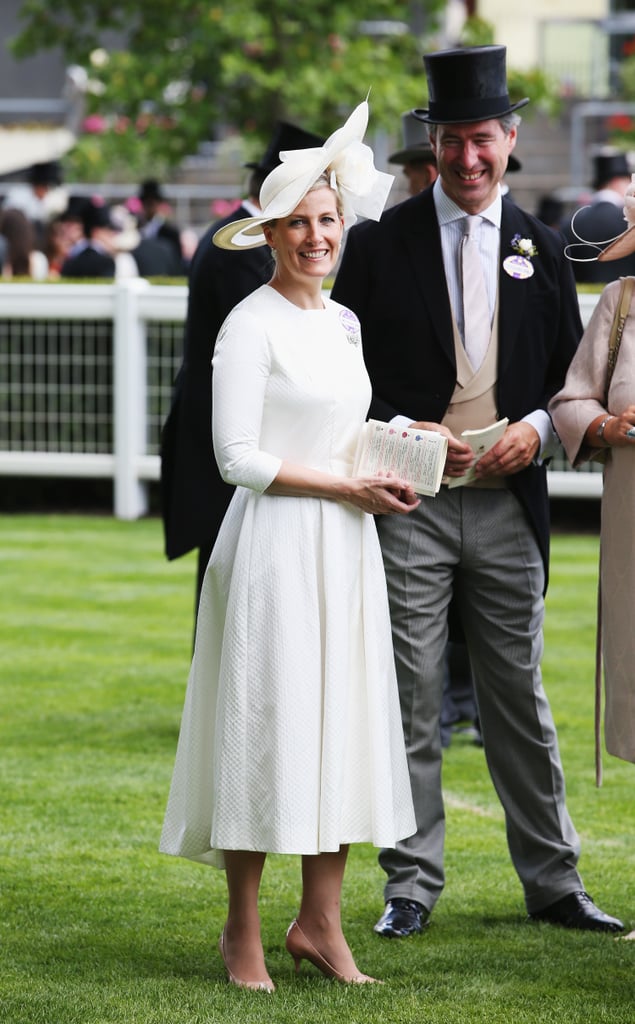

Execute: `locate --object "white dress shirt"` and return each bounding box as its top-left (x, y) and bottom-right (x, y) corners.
top-left (391, 180), bottom-right (556, 459)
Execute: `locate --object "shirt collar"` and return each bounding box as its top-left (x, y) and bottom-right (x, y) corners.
top-left (433, 177), bottom-right (502, 229)
top-left (242, 198), bottom-right (261, 218)
top-left (593, 188), bottom-right (624, 208)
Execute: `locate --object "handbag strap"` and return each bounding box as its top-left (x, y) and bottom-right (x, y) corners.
top-left (607, 275), bottom-right (634, 394)
top-left (595, 276), bottom-right (634, 785)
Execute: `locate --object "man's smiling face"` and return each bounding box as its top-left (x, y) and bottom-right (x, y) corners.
top-left (431, 118), bottom-right (517, 214)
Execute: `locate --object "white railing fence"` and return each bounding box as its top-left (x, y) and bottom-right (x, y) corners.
top-left (0, 280), bottom-right (186, 518)
top-left (0, 284), bottom-right (602, 519)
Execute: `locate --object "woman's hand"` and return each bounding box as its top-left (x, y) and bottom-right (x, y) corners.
top-left (591, 405), bottom-right (635, 448)
top-left (266, 462), bottom-right (419, 513)
top-left (344, 473), bottom-right (421, 515)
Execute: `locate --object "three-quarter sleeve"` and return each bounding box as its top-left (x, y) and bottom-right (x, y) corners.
top-left (212, 307), bottom-right (283, 491)
top-left (549, 280), bottom-right (623, 466)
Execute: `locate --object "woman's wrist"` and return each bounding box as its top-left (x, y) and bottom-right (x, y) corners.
top-left (594, 414), bottom-right (615, 446)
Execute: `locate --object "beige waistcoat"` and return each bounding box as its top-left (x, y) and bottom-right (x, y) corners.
top-left (442, 299), bottom-right (505, 488)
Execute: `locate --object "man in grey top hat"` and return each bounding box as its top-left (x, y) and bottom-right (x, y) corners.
top-left (564, 148), bottom-right (635, 283)
top-left (388, 111), bottom-right (439, 197)
top-left (333, 44), bottom-right (623, 938)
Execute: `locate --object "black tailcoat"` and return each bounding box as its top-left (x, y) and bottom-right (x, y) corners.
top-left (60, 246), bottom-right (115, 278)
top-left (160, 206), bottom-right (273, 560)
top-left (331, 188), bottom-right (582, 581)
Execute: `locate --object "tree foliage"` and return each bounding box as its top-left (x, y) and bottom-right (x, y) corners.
top-left (11, 0), bottom-right (447, 180)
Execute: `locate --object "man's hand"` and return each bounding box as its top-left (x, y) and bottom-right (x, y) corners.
top-left (409, 421), bottom-right (474, 478)
top-left (475, 421), bottom-right (540, 478)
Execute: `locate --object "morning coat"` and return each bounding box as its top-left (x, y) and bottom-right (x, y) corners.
top-left (331, 186), bottom-right (583, 583)
top-left (160, 205), bottom-right (273, 560)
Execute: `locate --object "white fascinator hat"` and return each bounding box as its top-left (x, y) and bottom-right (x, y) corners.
top-left (213, 100), bottom-right (394, 251)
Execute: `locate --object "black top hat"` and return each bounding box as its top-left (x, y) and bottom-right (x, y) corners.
top-left (245, 122), bottom-right (326, 175)
top-left (138, 179), bottom-right (165, 202)
top-left (413, 45), bottom-right (529, 125)
top-left (27, 160), bottom-right (62, 186)
top-left (591, 150), bottom-right (630, 190)
top-left (60, 195), bottom-right (91, 223)
top-left (388, 112), bottom-right (436, 166)
top-left (83, 200), bottom-right (121, 235)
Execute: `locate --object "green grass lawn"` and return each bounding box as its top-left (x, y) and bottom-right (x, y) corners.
top-left (0, 515), bottom-right (633, 1024)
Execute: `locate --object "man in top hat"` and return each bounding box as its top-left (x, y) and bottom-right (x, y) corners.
top-left (137, 179), bottom-right (184, 273)
top-left (160, 120), bottom-right (325, 629)
top-left (60, 199), bottom-right (120, 278)
top-left (60, 198), bottom-right (139, 279)
top-left (390, 115), bottom-right (482, 753)
top-left (3, 160), bottom-right (66, 248)
top-left (389, 111), bottom-right (439, 197)
top-left (563, 148), bottom-right (635, 284)
top-left (333, 44), bottom-right (623, 937)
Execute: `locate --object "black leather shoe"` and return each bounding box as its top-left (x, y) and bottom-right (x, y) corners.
top-left (374, 898), bottom-right (430, 938)
top-left (529, 891), bottom-right (624, 933)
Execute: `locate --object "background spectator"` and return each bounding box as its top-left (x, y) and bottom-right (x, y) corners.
top-left (563, 149), bottom-right (635, 283)
top-left (43, 196), bottom-right (90, 278)
top-left (60, 198), bottom-right (138, 279)
top-left (3, 160), bottom-right (67, 249)
top-left (0, 207), bottom-right (49, 279)
top-left (388, 111), bottom-right (439, 197)
top-left (136, 179), bottom-right (184, 274)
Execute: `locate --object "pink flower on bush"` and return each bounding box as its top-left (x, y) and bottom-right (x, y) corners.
top-left (82, 114), bottom-right (107, 134)
top-left (125, 197), bottom-right (143, 215)
top-left (607, 114), bottom-right (634, 133)
top-left (114, 116), bottom-right (131, 135)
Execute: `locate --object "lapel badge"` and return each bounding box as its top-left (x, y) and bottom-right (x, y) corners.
top-left (339, 307), bottom-right (361, 345)
top-left (504, 233), bottom-right (537, 279)
top-left (503, 254), bottom-right (534, 279)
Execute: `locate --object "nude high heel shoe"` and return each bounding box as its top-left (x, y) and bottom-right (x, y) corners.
top-left (218, 930), bottom-right (275, 992)
top-left (285, 919), bottom-right (382, 984)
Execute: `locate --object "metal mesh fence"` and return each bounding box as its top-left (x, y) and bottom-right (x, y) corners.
top-left (145, 320), bottom-right (183, 454)
top-left (0, 283), bottom-right (604, 511)
top-left (0, 317), bottom-right (183, 456)
top-left (0, 318), bottom-right (113, 452)
top-left (548, 449), bottom-right (603, 475)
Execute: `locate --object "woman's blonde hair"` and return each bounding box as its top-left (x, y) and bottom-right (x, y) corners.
top-left (264, 173), bottom-right (344, 235)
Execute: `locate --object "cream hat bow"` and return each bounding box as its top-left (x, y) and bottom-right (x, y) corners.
top-left (213, 101), bottom-right (394, 251)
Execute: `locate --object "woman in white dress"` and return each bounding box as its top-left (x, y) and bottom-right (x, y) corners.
top-left (160, 103), bottom-right (418, 990)
top-left (550, 178), bottom-right (635, 938)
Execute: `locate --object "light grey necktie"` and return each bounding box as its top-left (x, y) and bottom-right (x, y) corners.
top-left (461, 215), bottom-right (490, 371)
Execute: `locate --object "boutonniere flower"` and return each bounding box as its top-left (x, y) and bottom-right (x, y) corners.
top-left (503, 234), bottom-right (538, 280)
top-left (510, 234), bottom-right (538, 259)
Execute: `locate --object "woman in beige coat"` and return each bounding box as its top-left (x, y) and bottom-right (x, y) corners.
top-left (550, 183), bottom-right (635, 780)
top-left (551, 185), bottom-right (635, 941)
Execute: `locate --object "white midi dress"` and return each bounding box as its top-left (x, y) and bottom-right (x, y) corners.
top-left (159, 285), bottom-right (416, 868)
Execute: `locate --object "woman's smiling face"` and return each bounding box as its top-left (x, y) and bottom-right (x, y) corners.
top-left (264, 186), bottom-right (344, 285)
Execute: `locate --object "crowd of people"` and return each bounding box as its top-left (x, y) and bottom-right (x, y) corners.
top-left (0, 165), bottom-right (189, 280)
top-left (157, 43), bottom-right (634, 993)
